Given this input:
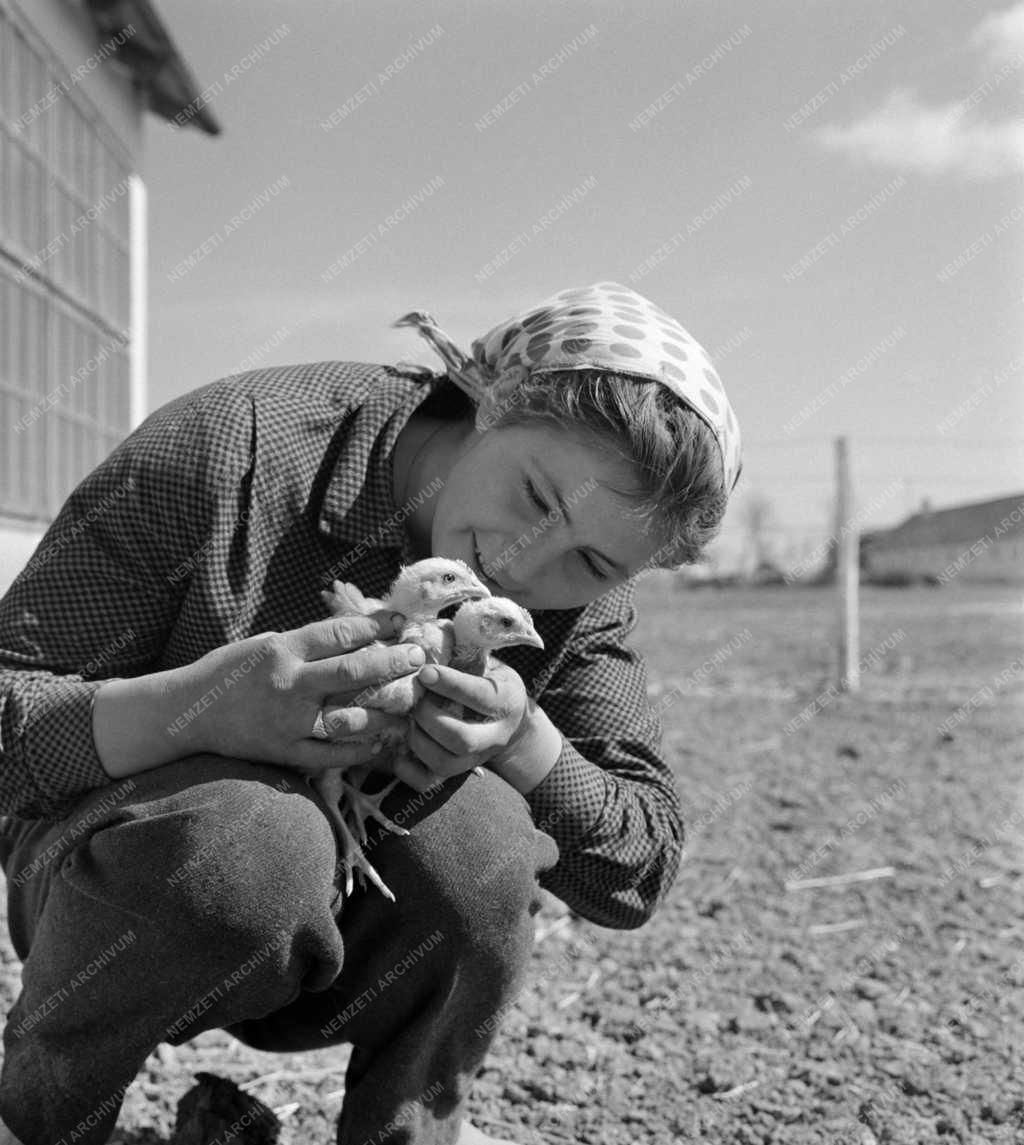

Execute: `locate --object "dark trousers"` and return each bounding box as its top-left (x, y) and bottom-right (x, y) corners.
top-left (0, 757), bottom-right (558, 1145)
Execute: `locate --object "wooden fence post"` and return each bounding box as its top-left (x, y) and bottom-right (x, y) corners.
top-left (836, 437), bottom-right (860, 692)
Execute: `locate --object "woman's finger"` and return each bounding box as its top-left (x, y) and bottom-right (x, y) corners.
top-left (406, 719), bottom-right (487, 778)
top-left (285, 612), bottom-right (400, 662)
top-left (280, 737), bottom-right (390, 775)
top-left (415, 664), bottom-right (499, 717)
top-left (391, 751), bottom-right (442, 793)
top-left (298, 640), bottom-right (425, 698)
top-left (410, 697), bottom-right (482, 755)
top-left (320, 706), bottom-right (407, 741)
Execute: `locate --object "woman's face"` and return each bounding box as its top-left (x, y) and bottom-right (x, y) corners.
top-left (430, 421), bottom-right (662, 610)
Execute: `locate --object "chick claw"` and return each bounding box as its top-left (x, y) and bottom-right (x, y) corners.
top-left (342, 775), bottom-right (408, 845)
top-left (333, 810), bottom-right (396, 903)
top-left (314, 768), bottom-right (409, 903)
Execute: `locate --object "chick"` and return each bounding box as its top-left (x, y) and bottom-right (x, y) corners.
top-left (320, 578), bottom-right (385, 617)
top-left (395, 597), bottom-right (544, 774)
top-left (320, 558), bottom-right (490, 719)
top-left (313, 558), bottom-right (490, 900)
top-left (450, 596), bottom-right (545, 671)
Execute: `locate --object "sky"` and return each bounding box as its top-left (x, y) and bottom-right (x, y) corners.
top-left (143, 0), bottom-right (1024, 569)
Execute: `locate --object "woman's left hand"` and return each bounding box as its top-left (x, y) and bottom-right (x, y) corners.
top-left (398, 660), bottom-right (530, 787)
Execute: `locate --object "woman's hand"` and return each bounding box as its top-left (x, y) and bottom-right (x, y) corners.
top-left (191, 613), bottom-right (427, 772)
top-left (396, 659), bottom-right (533, 789)
top-left (93, 612), bottom-right (425, 779)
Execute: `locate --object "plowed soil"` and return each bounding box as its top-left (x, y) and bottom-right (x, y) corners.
top-left (1, 581), bottom-right (1020, 1144)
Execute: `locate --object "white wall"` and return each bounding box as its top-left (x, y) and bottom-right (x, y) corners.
top-left (10, 0), bottom-right (145, 164)
top-left (0, 520), bottom-right (46, 592)
top-left (1, 0), bottom-right (146, 594)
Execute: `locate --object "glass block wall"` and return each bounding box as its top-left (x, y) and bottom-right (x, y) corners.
top-left (0, 4), bottom-right (133, 521)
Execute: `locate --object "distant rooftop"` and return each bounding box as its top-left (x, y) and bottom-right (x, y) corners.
top-left (866, 493), bottom-right (1024, 548)
top-left (83, 0), bottom-right (222, 135)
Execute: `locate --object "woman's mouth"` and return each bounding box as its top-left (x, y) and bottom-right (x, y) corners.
top-left (472, 534), bottom-right (505, 593)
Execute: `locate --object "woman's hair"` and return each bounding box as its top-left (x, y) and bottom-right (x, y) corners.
top-left (413, 368), bottom-right (728, 568)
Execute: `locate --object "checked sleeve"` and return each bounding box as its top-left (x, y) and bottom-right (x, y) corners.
top-left (0, 390), bottom-right (231, 820)
top-left (524, 581), bottom-right (684, 930)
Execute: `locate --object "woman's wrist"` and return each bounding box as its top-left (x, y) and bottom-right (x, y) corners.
top-left (489, 699), bottom-right (563, 795)
top-left (91, 662), bottom-right (210, 778)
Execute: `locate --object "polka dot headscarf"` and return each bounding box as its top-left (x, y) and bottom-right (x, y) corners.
top-left (394, 281), bottom-right (742, 492)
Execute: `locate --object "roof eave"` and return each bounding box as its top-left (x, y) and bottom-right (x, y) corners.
top-left (82, 0), bottom-right (222, 136)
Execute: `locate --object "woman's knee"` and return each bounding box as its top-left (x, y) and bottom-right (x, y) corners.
top-left (64, 757), bottom-right (339, 946)
top-left (374, 771), bottom-right (559, 953)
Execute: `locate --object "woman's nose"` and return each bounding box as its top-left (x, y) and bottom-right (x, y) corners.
top-left (499, 523), bottom-right (563, 587)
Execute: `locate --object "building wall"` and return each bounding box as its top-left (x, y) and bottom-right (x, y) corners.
top-left (0, 0), bottom-right (145, 592)
top-left (867, 538), bottom-right (1024, 584)
top-left (9, 0), bottom-right (145, 153)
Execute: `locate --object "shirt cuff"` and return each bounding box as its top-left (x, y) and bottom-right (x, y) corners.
top-left (20, 679), bottom-right (112, 819)
top-left (523, 736), bottom-right (610, 851)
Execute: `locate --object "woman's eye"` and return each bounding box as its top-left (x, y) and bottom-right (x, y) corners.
top-left (523, 478), bottom-right (607, 579)
top-left (582, 552), bottom-right (608, 580)
top-left (523, 478), bottom-right (547, 512)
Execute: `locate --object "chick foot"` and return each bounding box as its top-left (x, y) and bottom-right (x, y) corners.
top-left (331, 803), bottom-right (396, 903)
top-left (340, 773), bottom-right (408, 845)
top-left (313, 768), bottom-right (410, 902)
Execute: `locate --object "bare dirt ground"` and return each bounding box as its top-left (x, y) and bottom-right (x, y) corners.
top-left (1, 580), bottom-right (1021, 1144)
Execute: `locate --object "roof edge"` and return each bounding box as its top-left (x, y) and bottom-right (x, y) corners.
top-left (82, 0), bottom-right (222, 136)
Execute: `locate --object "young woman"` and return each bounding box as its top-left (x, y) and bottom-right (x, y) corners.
top-left (0, 281), bottom-right (741, 1145)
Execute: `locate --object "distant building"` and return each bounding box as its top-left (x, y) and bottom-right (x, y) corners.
top-left (863, 494), bottom-right (1024, 585)
top-left (0, 0), bottom-right (219, 588)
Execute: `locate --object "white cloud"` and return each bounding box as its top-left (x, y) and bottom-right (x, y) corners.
top-left (812, 4), bottom-right (1024, 180)
top-left (972, 1), bottom-right (1024, 66)
top-left (814, 88), bottom-right (1024, 179)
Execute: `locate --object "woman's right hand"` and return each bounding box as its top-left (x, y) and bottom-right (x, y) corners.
top-left (92, 611), bottom-right (422, 779)
top-left (183, 612), bottom-right (423, 773)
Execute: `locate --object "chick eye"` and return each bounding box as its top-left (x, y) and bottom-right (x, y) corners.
top-left (501, 617), bottom-right (513, 628)
top-left (442, 573), bottom-right (456, 583)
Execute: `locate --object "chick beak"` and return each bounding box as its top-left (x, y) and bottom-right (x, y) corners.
top-left (518, 626), bottom-right (544, 650)
top-left (439, 585), bottom-right (490, 611)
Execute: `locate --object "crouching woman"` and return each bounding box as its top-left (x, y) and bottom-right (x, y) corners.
top-left (0, 281), bottom-right (740, 1145)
